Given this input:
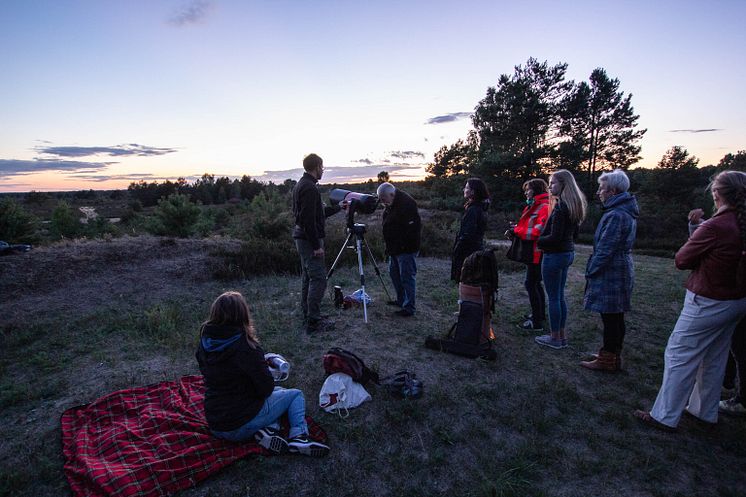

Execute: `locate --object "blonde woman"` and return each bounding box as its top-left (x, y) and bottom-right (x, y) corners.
top-left (535, 169), bottom-right (587, 349)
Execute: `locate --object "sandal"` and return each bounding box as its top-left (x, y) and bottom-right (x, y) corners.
top-left (633, 410), bottom-right (677, 432)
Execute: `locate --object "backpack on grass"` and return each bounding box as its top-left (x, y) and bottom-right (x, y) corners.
top-left (424, 249), bottom-right (498, 361)
top-left (322, 347), bottom-right (380, 386)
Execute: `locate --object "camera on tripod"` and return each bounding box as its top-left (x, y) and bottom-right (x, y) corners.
top-left (329, 189), bottom-right (379, 229)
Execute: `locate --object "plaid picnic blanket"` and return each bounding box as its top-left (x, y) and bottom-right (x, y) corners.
top-left (61, 375), bottom-right (327, 497)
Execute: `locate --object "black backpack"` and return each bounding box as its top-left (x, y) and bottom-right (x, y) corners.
top-left (424, 248), bottom-right (498, 360)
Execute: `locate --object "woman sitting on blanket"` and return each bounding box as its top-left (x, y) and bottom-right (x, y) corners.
top-left (196, 291), bottom-right (329, 456)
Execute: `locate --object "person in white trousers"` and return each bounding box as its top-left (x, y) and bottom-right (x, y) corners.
top-left (634, 170), bottom-right (746, 431)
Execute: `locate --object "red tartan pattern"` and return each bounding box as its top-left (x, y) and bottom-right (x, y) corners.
top-left (61, 375), bottom-right (327, 497)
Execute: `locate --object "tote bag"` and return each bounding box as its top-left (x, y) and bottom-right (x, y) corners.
top-left (506, 236), bottom-right (534, 264)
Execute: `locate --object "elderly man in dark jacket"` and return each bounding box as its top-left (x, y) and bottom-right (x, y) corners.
top-left (292, 153), bottom-right (340, 333)
top-left (582, 169), bottom-right (639, 371)
top-left (377, 182), bottom-right (421, 317)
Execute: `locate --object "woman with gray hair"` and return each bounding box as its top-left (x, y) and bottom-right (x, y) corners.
top-left (581, 169), bottom-right (639, 371)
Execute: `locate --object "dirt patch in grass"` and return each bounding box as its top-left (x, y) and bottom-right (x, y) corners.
top-left (1, 238), bottom-right (745, 497)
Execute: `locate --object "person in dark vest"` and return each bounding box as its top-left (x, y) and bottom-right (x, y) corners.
top-left (292, 153), bottom-right (341, 334)
top-left (451, 177), bottom-right (490, 283)
top-left (196, 291), bottom-right (330, 456)
top-left (376, 182), bottom-right (421, 317)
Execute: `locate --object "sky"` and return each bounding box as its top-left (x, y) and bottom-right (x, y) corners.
top-left (1, 0), bottom-right (744, 192)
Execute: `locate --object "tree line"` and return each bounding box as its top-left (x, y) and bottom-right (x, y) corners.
top-left (427, 58), bottom-right (647, 182)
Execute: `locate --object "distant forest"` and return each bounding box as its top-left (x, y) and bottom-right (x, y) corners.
top-left (2, 58), bottom-right (745, 257)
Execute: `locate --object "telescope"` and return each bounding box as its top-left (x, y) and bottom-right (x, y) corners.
top-left (329, 189), bottom-right (378, 215)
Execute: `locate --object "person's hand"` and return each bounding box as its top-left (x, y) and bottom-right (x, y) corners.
top-left (313, 247), bottom-right (324, 258)
top-left (688, 208), bottom-right (704, 224)
top-left (339, 200), bottom-right (350, 210)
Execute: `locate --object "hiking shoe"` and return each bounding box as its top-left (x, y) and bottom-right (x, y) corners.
top-left (287, 435), bottom-right (330, 457)
top-left (517, 319), bottom-right (543, 332)
top-left (306, 318), bottom-right (334, 334)
top-left (534, 334), bottom-right (567, 349)
top-left (719, 397), bottom-right (746, 417)
top-left (254, 427), bottom-right (288, 454)
top-left (394, 309), bottom-right (414, 317)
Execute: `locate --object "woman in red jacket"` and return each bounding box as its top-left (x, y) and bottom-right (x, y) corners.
top-left (507, 178), bottom-right (551, 331)
top-left (635, 170), bottom-right (746, 431)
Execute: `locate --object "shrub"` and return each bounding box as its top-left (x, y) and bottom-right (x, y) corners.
top-left (211, 237), bottom-right (299, 280)
top-left (50, 201), bottom-right (81, 239)
top-left (0, 198), bottom-right (39, 243)
top-left (151, 194), bottom-right (201, 238)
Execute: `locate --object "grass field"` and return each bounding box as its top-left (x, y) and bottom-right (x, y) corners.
top-left (1, 236), bottom-right (744, 497)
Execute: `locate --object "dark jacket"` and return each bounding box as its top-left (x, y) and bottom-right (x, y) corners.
top-left (451, 200), bottom-right (489, 281)
top-left (676, 208), bottom-right (746, 300)
top-left (195, 324), bottom-right (274, 432)
top-left (382, 189), bottom-right (421, 256)
top-left (292, 172), bottom-right (340, 250)
top-left (583, 192), bottom-right (639, 313)
top-left (537, 201), bottom-right (577, 253)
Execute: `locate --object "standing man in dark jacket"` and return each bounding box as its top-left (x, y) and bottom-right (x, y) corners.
top-left (292, 153), bottom-right (340, 333)
top-left (376, 182), bottom-right (421, 317)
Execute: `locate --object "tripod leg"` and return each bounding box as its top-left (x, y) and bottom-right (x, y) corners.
top-left (327, 232), bottom-right (353, 280)
top-left (362, 238), bottom-right (393, 302)
top-left (355, 237), bottom-right (368, 323)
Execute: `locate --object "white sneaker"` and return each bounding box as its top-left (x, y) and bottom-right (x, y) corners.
top-left (254, 427), bottom-right (288, 454)
top-left (287, 435), bottom-right (330, 457)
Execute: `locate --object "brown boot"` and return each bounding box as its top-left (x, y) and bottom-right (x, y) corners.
top-left (589, 351), bottom-right (624, 370)
top-left (581, 349), bottom-right (619, 372)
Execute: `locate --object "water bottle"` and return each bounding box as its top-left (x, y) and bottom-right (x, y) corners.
top-left (265, 353), bottom-right (290, 381)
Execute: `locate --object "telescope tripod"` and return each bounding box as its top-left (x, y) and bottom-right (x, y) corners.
top-left (327, 223), bottom-right (392, 323)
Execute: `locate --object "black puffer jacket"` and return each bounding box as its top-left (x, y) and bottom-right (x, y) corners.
top-left (537, 201), bottom-right (578, 253)
top-left (195, 324), bottom-right (274, 432)
top-left (451, 200), bottom-right (489, 281)
top-left (382, 189), bottom-right (421, 255)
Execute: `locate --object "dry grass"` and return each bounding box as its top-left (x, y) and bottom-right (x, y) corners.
top-left (1, 236), bottom-right (744, 497)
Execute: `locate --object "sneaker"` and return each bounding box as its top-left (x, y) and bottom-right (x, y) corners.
top-left (523, 313), bottom-right (533, 320)
top-left (287, 435), bottom-right (330, 457)
top-left (719, 397), bottom-right (746, 417)
top-left (254, 427), bottom-right (288, 454)
top-left (517, 319), bottom-right (543, 332)
top-left (534, 334), bottom-right (567, 349)
top-left (394, 309), bottom-right (414, 317)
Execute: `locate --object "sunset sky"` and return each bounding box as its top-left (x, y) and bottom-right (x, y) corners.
top-left (1, 0), bottom-right (744, 192)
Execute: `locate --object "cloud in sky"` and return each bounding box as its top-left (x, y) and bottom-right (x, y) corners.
top-left (352, 158), bottom-right (373, 165)
top-left (0, 159), bottom-right (113, 177)
top-left (668, 129), bottom-right (723, 133)
top-left (256, 165), bottom-right (422, 184)
top-left (37, 143), bottom-right (178, 158)
top-left (169, 0), bottom-right (213, 26)
top-left (426, 112), bottom-right (472, 124)
top-left (388, 150), bottom-right (425, 160)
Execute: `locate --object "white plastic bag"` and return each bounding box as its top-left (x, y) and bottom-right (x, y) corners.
top-left (319, 373), bottom-right (371, 417)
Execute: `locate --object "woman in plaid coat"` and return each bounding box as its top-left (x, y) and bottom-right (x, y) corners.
top-left (581, 169), bottom-right (639, 371)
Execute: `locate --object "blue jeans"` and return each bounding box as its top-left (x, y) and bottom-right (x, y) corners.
top-left (541, 251), bottom-right (574, 334)
top-left (389, 253), bottom-right (418, 313)
top-left (211, 387), bottom-right (308, 442)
